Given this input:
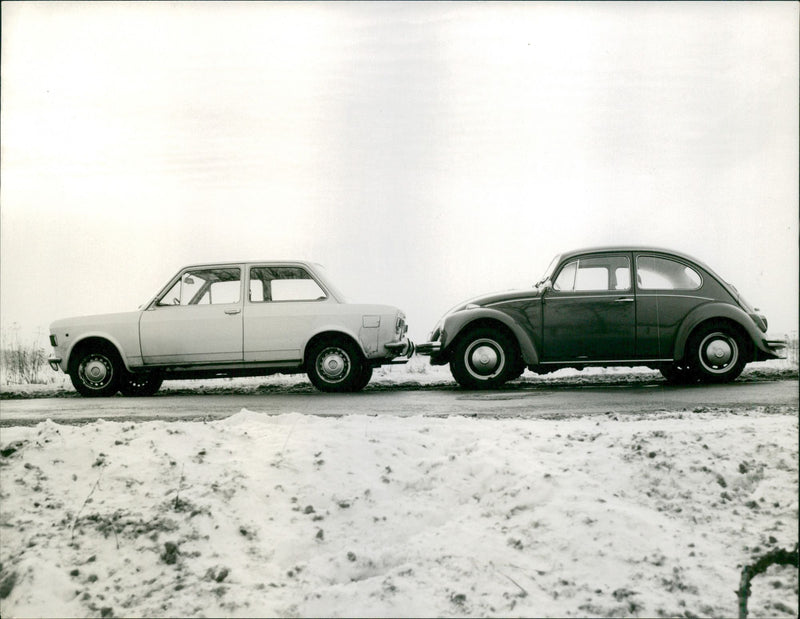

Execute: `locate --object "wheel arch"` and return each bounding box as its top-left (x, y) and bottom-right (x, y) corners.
top-left (674, 308), bottom-right (756, 362)
top-left (66, 335), bottom-right (130, 373)
top-left (443, 310), bottom-right (538, 365)
top-left (302, 329), bottom-right (366, 365)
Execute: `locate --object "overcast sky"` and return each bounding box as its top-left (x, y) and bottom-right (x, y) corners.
top-left (1, 1), bottom-right (798, 344)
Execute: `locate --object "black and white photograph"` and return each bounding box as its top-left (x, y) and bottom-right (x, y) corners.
top-left (1, 1), bottom-right (797, 617)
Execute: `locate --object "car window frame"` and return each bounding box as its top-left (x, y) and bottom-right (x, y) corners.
top-left (551, 253), bottom-right (633, 294)
top-left (634, 254), bottom-right (704, 292)
top-left (151, 264), bottom-right (245, 309)
top-left (245, 264), bottom-right (330, 304)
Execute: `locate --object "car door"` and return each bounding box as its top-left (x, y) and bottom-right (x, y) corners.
top-left (541, 253), bottom-right (636, 361)
top-left (243, 265), bottom-right (331, 362)
top-left (139, 266), bottom-right (244, 364)
top-left (634, 253), bottom-right (707, 359)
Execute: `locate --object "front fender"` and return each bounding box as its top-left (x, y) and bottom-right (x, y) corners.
top-left (673, 303), bottom-right (763, 360)
top-left (303, 323), bottom-right (365, 357)
top-left (64, 331), bottom-right (140, 373)
top-left (441, 307), bottom-right (539, 364)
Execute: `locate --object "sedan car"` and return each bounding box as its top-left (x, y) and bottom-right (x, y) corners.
top-left (49, 261), bottom-right (413, 396)
top-left (417, 247), bottom-right (786, 388)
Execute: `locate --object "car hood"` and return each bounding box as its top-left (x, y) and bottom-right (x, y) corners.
top-left (50, 310), bottom-right (142, 331)
top-left (446, 288), bottom-right (541, 315)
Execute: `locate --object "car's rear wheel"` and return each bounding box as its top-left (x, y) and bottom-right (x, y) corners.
top-left (450, 327), bottom-right (519, 389)
top-left (687, 323), bottom-right (748, 383)
top-left (352, 364), bottom-right (374, 392)
top-left (119, 371), bottom-right (163, 397)
top-left (509, 361), bottom-right (526, 381)
top-left (69, 345), bottom-right (122, 397)
top-left (306, 338), bottom-right (367, 393)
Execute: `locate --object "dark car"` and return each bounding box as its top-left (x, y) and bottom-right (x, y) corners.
top-left (417, 247), bottom-right (786, 388)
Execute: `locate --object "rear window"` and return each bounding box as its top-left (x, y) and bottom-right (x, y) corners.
top-left (249, 266), bottom-right (327, 302)
top-left (636, 256), bottom-right (702, 290)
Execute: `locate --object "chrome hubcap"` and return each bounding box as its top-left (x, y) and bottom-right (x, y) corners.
top-left (699, 332), bottom-right (738, 373)
top-left (318, 347), bottom-right (350, 382)
top-left (465, 338), bottom-right (505, 379)
top-left (80, 355), bottom-right (112, 389)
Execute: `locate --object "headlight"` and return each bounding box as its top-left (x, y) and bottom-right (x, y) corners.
top-left (749, 313), bottom-right (768, 333)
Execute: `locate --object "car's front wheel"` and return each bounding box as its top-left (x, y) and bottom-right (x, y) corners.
top-left (119, 371), bottom-right (163, 397)
top-left (687, 323), bottom-right (748, 383)
top-left (659, 363), bottom-right (697, 384)
top-left (450, 327), bottom-right (519, 389)
top-left (69, 345), bottom-right (122, 397)
top-left (306, 338), bottom-right (368, 393)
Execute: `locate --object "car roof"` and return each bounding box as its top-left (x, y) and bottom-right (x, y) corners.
top-left (557, 246), bottom-right (710, 268)
top-left (553, 246), bottom-right (738, 290)
top-left (180, 260), bottom-right (321, 270)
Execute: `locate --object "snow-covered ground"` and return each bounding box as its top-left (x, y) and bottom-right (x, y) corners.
top-left (1, 405), bottom-right (797, 618)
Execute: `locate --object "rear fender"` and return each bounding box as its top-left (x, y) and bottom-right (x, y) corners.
top-left (442, 308), bottom-right (539, 364)
top-left (673, 303), bottom-right (762, 360)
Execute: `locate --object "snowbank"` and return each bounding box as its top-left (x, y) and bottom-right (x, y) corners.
top-left (0, 409), bottom-right (797, 617)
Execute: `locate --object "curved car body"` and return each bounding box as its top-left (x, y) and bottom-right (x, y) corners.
top-left (49, 261), bottom-right (413, 396)
top-left (417, 247), bottom-right (786, 388)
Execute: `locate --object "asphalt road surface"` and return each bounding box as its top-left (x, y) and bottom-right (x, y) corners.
top-left (1, 379), bottom-right (797, 426)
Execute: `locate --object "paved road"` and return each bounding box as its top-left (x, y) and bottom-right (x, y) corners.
top-left (1, 380), bottom-right (796, 426)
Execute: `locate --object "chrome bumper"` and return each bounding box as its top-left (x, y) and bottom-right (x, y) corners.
top-left (48, 357), bottom-right (62, 371)
top-left (764, 337), bottom-right (788, 359)
top-left (415, 341), bottom-right (442, 356)
top-left (383, 339), bottom-right (415, 363)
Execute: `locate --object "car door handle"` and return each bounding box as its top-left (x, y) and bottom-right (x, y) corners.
top-left (614, 297), bottom-right (635, 303)
top-left (224, 308), bottom-right (241, 315)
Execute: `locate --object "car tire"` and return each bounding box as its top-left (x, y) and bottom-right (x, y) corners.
top-left (119, 371), bottom-right (163, 397)
top-left (659, 363), bottom-right (697, 384)
top-left (306, 338), bottom-right (367, 393)
top-left (509, 361), bottom-right (526, 381)
top-left (351, 364), bottom-right (374, 392)
top-left (686, 322), bottom-right (748, 383)
top-left (450, 327), bottom-right (520, 389)
top-left (69, 344), bottom-right (123, 397)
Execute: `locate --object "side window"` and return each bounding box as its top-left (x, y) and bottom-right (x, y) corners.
top-left (158, 268), bottom-right (241, 306)
top-left (575, 263), bottom-right (609, 291)
top-left (249, 266), bottom-right (327, 302)
top-left (637, 256), bottom-right (702, 290)
top-left (553, 261), bottom-right (577, 291)
top-left (249, 278), bottom-right (265, 303)
top-left (553, 256), bottom-right (631, 292)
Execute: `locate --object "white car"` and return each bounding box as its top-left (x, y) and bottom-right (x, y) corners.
top-left (48, 261), bottom-right (414, 396)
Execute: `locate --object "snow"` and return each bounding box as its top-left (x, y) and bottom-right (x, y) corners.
top-left (2, 357), bottom-right (797, 399)
top-left (1, 407), bottom-right (797, 618)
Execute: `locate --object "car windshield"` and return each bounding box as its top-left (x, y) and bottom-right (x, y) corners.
top-left (535, 254), bottom-right (561, 288)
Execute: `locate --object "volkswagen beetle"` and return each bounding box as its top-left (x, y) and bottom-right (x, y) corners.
top-left (417, 247), bottom-right (786, 388)
top-left (49, 261), bottom-right (413, 396)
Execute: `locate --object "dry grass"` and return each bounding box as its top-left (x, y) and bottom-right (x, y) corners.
top-left (0, 330), bottom-right (51, 385)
